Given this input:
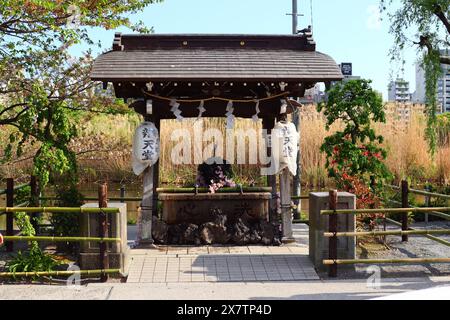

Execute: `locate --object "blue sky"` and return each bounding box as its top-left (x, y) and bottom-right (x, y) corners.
top-left (79, 0), bottom-right (420, 100)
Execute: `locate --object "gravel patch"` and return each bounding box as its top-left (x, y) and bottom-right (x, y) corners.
top-left (320, 221), bottom-right (450, 279)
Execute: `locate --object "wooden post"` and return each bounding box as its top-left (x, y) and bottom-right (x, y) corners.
top-left (262, 117), bottom-right (277, 223)
top-left (424, 185), bottom-right (431, 225)
top-left (328, 189), bottom-right (338, 278)
top-left (292, 108), bottom-right (301, 220)
top-left (401, 180), bottom-right (409, 242)
top-left (30, 176), bottom-right (39, 232)
top-left (138, 166), bottom-right (154, 246)
top-left (370, 176), bottom-right (376, 192)
top-left (152, 118), bottom-right (161, 218)
top-left (280, 168), bottom-right (295, 243)
top-left (98, 183), bottom-right (109, 282)
top-left (5, 178), bottom-right (14, 252)
top-left (120, 186), bottom-right (125, 203)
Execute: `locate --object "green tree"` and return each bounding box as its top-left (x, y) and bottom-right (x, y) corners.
top-left (0, 0), bottom-right (161, 186)
top-left (381, 0), bottom-right (450, 154)
top-left (318, 80), bottom-right (392, 192)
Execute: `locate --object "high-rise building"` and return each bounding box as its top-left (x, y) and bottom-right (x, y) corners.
top-left (388, 79), bottom-right (411, 102)
top-left (413, 49), bottom-right (450, 113)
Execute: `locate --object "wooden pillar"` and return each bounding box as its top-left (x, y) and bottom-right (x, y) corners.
top-left (328, 190), bottom-right (338, 277)
top-left (292, 109), bottom-right (301, 220)
top-left (5, 178), bottom-right (14, 252)
top-left (401, 180), bottom-right (409, 242)
top-left (262, 117), bottom-right (277, 223)
top-left (120, 186), bottom-right (125, 203)
top-left (98, 183), bottom-right (109, 282)
top-left (138, 166), bottom-right (154, 246)
top-left (280, 168), bottom-right (295, 243)
top-left (152, 118), bottom-right (161, 218)
top-left (30, 176), bottom-right (39, 233)
top-left (136, 114), bottom-right (158, 246)
top-left (424, 185), bottom-right (431, 225)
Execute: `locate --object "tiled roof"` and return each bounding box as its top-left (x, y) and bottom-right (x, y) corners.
top-left (91, 33), bottom-right (343, 82)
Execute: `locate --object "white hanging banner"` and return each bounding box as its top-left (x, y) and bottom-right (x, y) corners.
top-left (132, 122), bottom-right (160, 175)
top-left (271, 121), bottom-right (299, 176)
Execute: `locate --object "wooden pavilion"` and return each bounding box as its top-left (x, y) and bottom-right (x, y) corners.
top-left (90, 32), bottom-right (343, 246)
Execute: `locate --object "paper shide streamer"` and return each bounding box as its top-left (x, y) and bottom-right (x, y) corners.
top-left (170, 99), bottom-right (183, 122)
top-left (252, 100), bottom-right (260, 123)
top-left (280, 99), bottom-right (288, 114)
top-left (197, 100), bottom-right (206, 120)
top-left (225, 100), bottom-right (235, 129)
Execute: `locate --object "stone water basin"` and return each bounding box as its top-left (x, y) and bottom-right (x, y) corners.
top-left (159, 192), bottom-right (271, 225)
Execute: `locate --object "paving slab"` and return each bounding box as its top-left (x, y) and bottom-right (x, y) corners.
top-left (126, 224), bottom-right (318, 283)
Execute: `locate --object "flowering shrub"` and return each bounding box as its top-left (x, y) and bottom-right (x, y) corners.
top-left (340, 172), bottom-right (384, 230)
top-left (319, 80), bottom-right (392, 230)
top-left (196, 157), bottom-right (236, 193)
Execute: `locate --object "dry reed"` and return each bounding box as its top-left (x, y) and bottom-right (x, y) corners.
top-left (1, 103), bottom-right (449, 187)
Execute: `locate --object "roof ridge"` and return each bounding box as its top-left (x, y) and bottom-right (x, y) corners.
top-left (112, 32), bottom-right (316, 52)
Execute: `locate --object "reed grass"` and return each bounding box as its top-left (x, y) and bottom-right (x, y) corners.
top-left (1, 103), bottom-right (449, 187)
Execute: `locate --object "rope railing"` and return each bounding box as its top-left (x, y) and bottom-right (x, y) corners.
top-left (321, 207), bottom-right (450, 216)
top-left (0, 269), bottom-right (121, 278)
top-left (39, 196), bottom-right (144, 202)
top-left (2, 236), bottom-right (121, 243)
top-left (0, 207), bottom-right (120, 214)
top-left (1, 180), bottom-right (124, 282)
top-left (387, 199), bottom-right (450, 221)
top-left (290, 195), bottom-right (310, 200)
top-left (0, 183), bottom-right (29, 196)
top-left (324, 229), bottom-right (450, 238)
top-left (323, 204), bottom-right (450, 276)
top-left (384, 216), bottom-right (450, 247)
top-left (408, 188), bottom-right (450, 200)
top-left (323, 258), bottom-right (450, 265)
top-left (40, 188), bottom-right (308, 201)
top-left (386, 184), bottom-right (450, 200)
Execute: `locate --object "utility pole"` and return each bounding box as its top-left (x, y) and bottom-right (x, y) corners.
top-left (286, 0), bottom-right (303, 34)
top-left (292, 0), bottom-right (298, 34)
top-left (287, 0), bottom-right (303, 219)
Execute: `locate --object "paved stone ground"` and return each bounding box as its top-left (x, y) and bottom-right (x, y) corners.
top-left (126, 224), bottom-right (319, 283)
top-left (2, 277), bottom-right (450, 300)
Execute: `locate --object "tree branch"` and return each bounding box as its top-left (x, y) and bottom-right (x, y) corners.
top-left (415, 35), bottom-right (450, 65)
top-left (433, 4), bottom-right (450, 35)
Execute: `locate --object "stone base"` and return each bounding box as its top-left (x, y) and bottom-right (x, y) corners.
top-left (134, 240), bottom-right (157, 249)
top-left (79, 251), bottom-right (129, 274)
top-left (309, 192), bottom-right (356, 272)
top-left (282, 237), bottom-right (296, 244)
